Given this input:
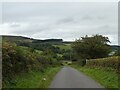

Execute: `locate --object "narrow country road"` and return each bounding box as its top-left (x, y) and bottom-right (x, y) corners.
top-left (49, 66), bottom-right (104, 88)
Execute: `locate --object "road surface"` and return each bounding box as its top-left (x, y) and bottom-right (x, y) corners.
top-left (49, 66), bottom-right (104, 88)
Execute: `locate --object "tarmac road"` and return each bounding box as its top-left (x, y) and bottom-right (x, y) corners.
top-left (49, 66), bottom-right (104, 88)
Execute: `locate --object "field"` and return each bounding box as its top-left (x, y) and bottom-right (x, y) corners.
top-left (53, 44), bottom-right (72, 50)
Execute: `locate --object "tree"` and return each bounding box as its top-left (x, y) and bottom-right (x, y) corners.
top-left (72, 35), bottom-right (111, 59)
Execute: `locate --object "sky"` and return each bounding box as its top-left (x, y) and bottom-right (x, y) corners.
top-left (0, 1), bottom-right (118, 45)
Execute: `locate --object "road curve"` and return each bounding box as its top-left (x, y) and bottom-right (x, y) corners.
top-left (49, 66), bottom-right (104, 88)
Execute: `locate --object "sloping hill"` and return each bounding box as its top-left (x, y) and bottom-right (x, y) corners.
top-left (2, 35), bottom-right (33, 43)
top-left (2, 35), bottom-right (65, 51)
top-left (2, 35), bottom-right (63, 44)
top-left (2, 35), bottom-right (119, 51)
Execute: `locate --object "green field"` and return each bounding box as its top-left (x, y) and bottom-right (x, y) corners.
top-left (36, 50), bottom-right (43, 54)
top-left (53, 44), bottom-right (72, 50)
top-left (57, 53), bottom-right (63, 57)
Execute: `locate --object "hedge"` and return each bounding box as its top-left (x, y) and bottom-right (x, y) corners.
top-left (86, 56), bottom-right (120, 73)
top-left (2, 41), bottom-right (60, 86)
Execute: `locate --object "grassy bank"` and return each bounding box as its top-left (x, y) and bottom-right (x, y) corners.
top-left (71, 65), bottom-right (118, 89)
top-left (4, 66), bottom-right (61, 88)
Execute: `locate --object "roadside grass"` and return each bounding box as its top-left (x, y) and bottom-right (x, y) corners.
top-left (4, 67), bottom-right (61, 88)
top-left (71, 65), bottom-right (118, 89)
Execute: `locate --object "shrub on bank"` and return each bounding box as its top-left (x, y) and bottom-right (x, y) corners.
top-left (2, 41), bottom-right (60, 86)
top-left (86, 56), bottom-right (119, 73)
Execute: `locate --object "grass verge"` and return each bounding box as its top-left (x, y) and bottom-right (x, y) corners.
top-left (4, 66), bottom-right (61, 88)
top-left (71, 65), bottom-right (118, 89)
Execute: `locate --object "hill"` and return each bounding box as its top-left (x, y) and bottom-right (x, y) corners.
top-left (2, 35), bottom-right (119, 51)
top-left (110, 45), bottom-right (120, 51)
top-left (2, 35), bottom-right (63, 44)
top-left (2, 35), bottom-right (67, 52)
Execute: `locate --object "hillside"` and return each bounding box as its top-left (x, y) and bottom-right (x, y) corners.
top-left (2, 35), bottom-right (33, 42)
top-left (2, 35), bottom-right (73, 60)
top-left (110, 45), bottom-right (120, 50)
top-left (2, 35), bottom-right (64, 44)
top-left (2, 35), bottom-right (119, 51)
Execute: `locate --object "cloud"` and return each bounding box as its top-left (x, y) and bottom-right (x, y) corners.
top-left (81, 16), bottom-right (93, 21)
top-left (56, 17), bottom-right (75, 24)
top-left (1, 2), bottom-right (118, 45)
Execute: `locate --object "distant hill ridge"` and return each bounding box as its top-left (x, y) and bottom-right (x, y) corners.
top-left (2, 35), bottom-right (120, 50)
top-left (111, 45), bottom-right (120, 50)
top-left (33, 39), bottom-right (63, 43)
top-left (2, 35), bottom-right (63, 43)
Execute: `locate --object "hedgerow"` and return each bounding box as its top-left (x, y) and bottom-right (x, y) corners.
top-left (86, 56), bottom-right (120, 73)
top-left (2, 41), bottom-right (60, 86)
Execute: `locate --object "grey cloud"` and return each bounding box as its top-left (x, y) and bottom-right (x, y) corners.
top-left (56, 17), bottom-right (75, 24)
top-left (80, 16), bottom-right (108, 21)
top-left (97, 16), bottom-right (106, 20)
top-left (10, 23), bottom-right (21, 27)
top-left (1, 2), bottom-right (118, 45)
top-left (10, 24), bottom-right (50, 35)
top-left (81, 16), bottom-right (93, 21)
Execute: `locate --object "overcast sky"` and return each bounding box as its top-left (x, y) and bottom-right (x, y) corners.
top-left (0, 2), bottom-right (118, 45)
